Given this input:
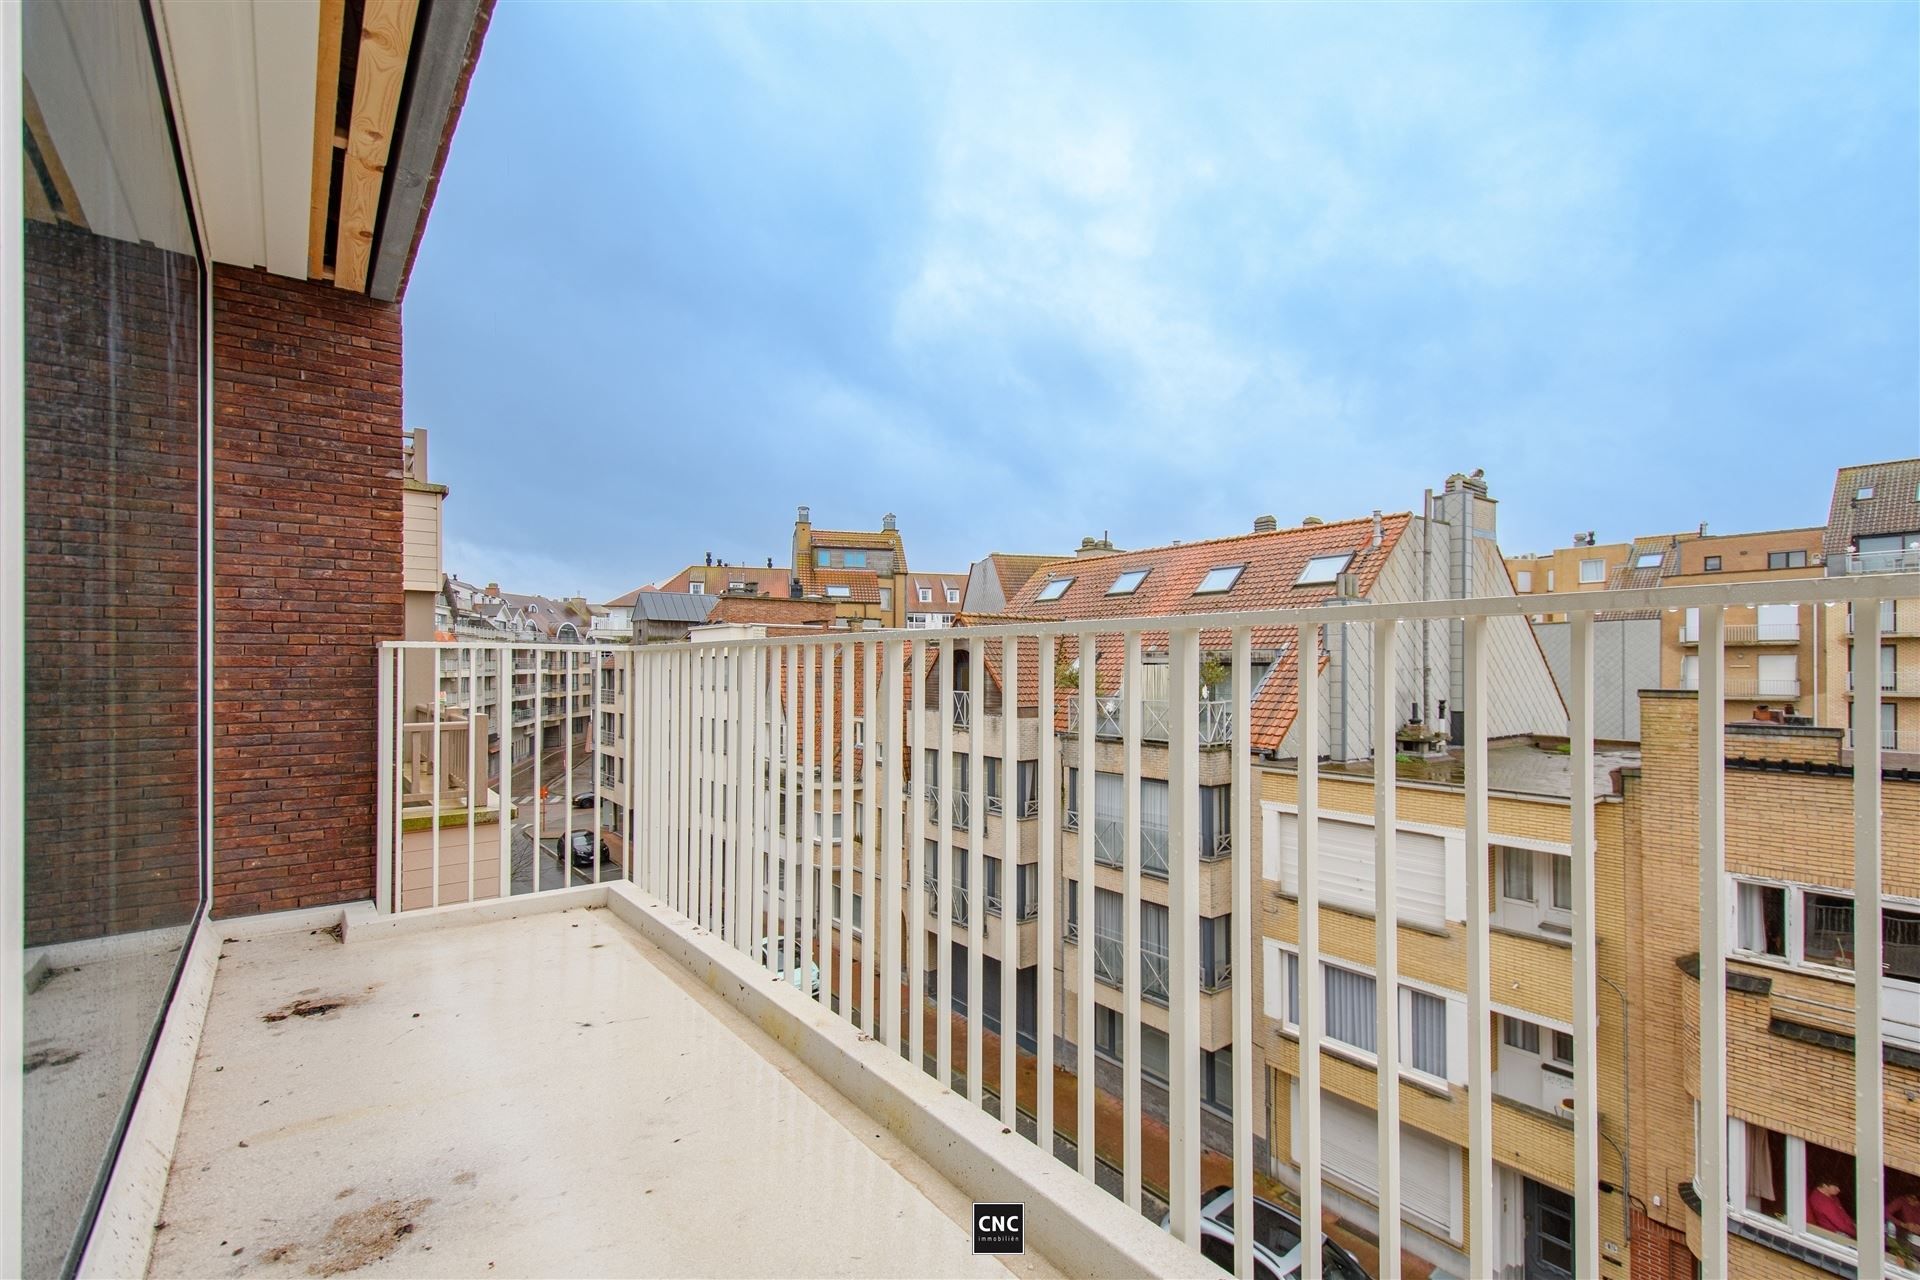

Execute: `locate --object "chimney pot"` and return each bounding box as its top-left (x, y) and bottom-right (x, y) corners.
top-left (883, 512), bottom-right (897, 531)
top-left (1302, 515), bottom-right (1323, 526)
top-left (1253, 514), bottom-right (1278, 534)
top-left (797, 505), bottom-right (811, 523)
top-left (705, 551), bottom-right (713, 567)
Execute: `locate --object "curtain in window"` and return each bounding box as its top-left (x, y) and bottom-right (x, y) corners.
top-left (1736, 882), bottom-right (1770, 953)
top-left (1407, 990), bottom-right (1447, 1077)
top-left (985, 756), bottom-right (1001, 800)
top-left (1325, 966), bottom-right (1377, 1052)
top-left (1501, 848), bottom-right (1534, 901)
top-left (1018, 761), bottom-right (1036, 812)
top-left (1746, 1124), bottom-right (1777, 1201)
top-left (1095, 887), bottom-right (1122, 935)
top-left (1095, 771), bottom-right (1124, 822)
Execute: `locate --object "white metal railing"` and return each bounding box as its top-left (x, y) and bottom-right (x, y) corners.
top-left (1678, 672), bottom-right (1802, 699)
top-left (1847, 670), bottom-right (1920, 697)
top-left (952, 688), bottom-right (971, 729)
top-left (1142, 946), bottom-right (1169, 1006)
top-left (380, 571), bottom-right (1914, 1280)
top-left (1843, 548), bottom-right (1920, 575)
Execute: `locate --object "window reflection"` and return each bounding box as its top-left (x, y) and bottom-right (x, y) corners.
top-left (21, 1), bottom-right (205, 1274)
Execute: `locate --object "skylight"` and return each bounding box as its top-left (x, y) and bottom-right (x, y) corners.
top-left (1193, 564), bottom-right (1246, 595)
top-left (1035, 577), bottom-right (1074, 602)
top-left (1106, 569), bottom-right (1149, 596)
top-left (1294, 553), bottom-right (1351, 587)
top-left (1858, 486), bottom-right (1875, 500)
top-left (825, 585), bottom-right (851, 598)
top-left (1635, 552), bottom-right (1663, 568)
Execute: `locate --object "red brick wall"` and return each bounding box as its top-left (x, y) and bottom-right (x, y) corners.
top-left (211, 265), bottom-right (404, 916)
top-left (1630, 1210), bottom-right (1697, 1280)
top-left (23, 221), bottom-right (204, 946)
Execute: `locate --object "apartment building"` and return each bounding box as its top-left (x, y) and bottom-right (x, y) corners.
top-left (884, 474), bottom-right (1566, 1219)
top-left (1505, 534), bottom-right (1635, 623)
top-left (906, 572), bottom-right (970, 628)
top-left (1658, 527), bottom-right (1834, 722)
top-left (1828, 459), bottom-right (1920, 756)
top-left (1625, 692), bottom-right (1920, 1280)
top-left (1257, 741), bottom-right (1635, 1279)
top-left (792, 506), bottom-right (914, 628)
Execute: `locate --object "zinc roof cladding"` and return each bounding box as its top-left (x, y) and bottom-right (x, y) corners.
top-left (1824, 458), bottom-right (1920, 561)
top-left (627, 591), bottom-right (718, 624)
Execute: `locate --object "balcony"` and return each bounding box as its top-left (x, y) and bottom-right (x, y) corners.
top-left (1067, 696), bottom-right (1234, 745)
top-left (952, 687), bottom-right (972, 730)
top-left (1848, 670), bottom-right (1920, 698)
top-left (57, 576), bottom-right (1919, 1280)
top-left (1677, 672), bottom-right (1802, 699)
top-left (1680, 620), bottom-right (1801, 645)
top-left (1838, 547), bottom-right (1920, 575)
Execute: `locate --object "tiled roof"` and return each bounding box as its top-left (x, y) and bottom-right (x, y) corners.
top-left (905, 573), bottom-right (967, 606)
top-left (810, 528), bottom-right (903, 553)
top-left (706, 596), bottom-right (835, 626)
top-left (796, 566), bottom-right (883, 603)
top-left (987, 553), bottom-right (1059, 597)
top-left (1824, 458), bottom-right (1920, 561)
top-left (973, 513), bottom-right (1412, 752)
top-left (653, 566), bottom-right (790, 597)
top-left (1595, 532), bottom-right (1693, 620)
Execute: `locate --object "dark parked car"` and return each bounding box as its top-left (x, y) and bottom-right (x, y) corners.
top-left (572, 791), bottom-right (596, 809)
top-left (566, 829), bottom-right (609, 869)
top-left (1162, 1186), bottom-right (1371, 1280)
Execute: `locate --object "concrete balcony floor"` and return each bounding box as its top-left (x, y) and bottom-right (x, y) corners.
top-left (149, 905), bottom-right (1060, 1279)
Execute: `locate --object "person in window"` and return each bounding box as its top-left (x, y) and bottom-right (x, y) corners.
top-left (1807, 1183), bottom-right (1856, 1238)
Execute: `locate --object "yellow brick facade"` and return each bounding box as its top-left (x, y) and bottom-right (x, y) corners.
top-left (1626, 690), bottom-right (1920, 1280)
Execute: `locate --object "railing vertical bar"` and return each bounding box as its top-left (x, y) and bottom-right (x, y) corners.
top-left (908, 637), bottom-right (927, 1066)
top-left (687, 650), bottom-right (700, 918)
top-left (1122, 629), bottom-right (1143, 1212)
top-left (799, 645), bottom-right (815, 985)
top-left (1297, 624), bottom-right (1324, 1280)
top-left (1230, 626), bottom-right (1253, 1280)
top-left (967, 637), bottom-right (985, 1107)
top-left (840, 639), bottom-right (856, 1022)
top-left (376, 645), bottom-right (395, 913)
top-left (533, 651), bottom-right (546, 898)
top-left (676, 648), bottom-right (690, 914)
top-left (1697, 605), bottom-right (1728, 1278)
top-left (506, 645), bottom-right (521, 899)
top-left (862, 640), bottom-right (880, 1035)
top-left (1463, 616), bottom-right (1492, 1280)
top-left (745, 646), bottom-right (764, 949)
top-left (886, 638), bottom-right (909, 1054)
top-left (821, 642), bottom-right (837, 1006)
top-left (1570, 611), bottom-right (1600, 1280)
top-left (1371, 619), bottom-right (1400, 1269)
top-left (1036, 634), bottom-right (1058, 1157)
top-left (780, 645), bottom-right (794, 952)
top-left (626, 649), bottom-right (639, 893)
top-left (431, 649), bottom-right (443, 909)
top-left (999, 636), bottom-right (1018, 1126)
top-left (716, 647), bottom-right (731, 941)
top-left (591, 649), bottom-right (602, 891)
top-left (937, 638), bottom-right (954, 1087)
top-left (1076, 632), bottom-right (1097, 1183)
top-left (1854, 601), bottom-right (1885, 1280)
top-left (1168, 626), bottom-right (1201, 1243)
top-left (564, 648), bottom-right (576, 893)
top-left (700, 649), bottom-right (713, 926)
top-left (467, 647), bottom-right (479, 903)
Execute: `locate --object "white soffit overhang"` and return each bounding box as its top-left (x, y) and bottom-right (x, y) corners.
top-left (154, 0), bottom-right (318, 278)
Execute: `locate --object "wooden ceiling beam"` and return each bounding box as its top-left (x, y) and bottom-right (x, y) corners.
top-left (331, 0), bottom-right (418, 293)
top-left (306, 0), bottom-right (345, 280)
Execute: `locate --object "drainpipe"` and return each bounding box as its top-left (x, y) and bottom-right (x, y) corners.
top-left (1600, 971), bottom-right (1632, 1247)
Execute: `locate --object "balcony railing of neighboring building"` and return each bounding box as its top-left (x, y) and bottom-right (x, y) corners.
top-left (1677, 672), bottom-right (1803, 699)
top-left (375, 570), bottom-right (1916, 1280)
top-left (1841, 547), bottom-right (1920, 576)
top-left (1846, 670), bottom-right (1920, 698)
top-left (1066, 696), bottom-right (1234, 746)
top-left (952, 688), bottom-right (971, 730)
top-left (1142, 946), bottom-right (1169, 1006)
top-left (1847, 600), bottom-right (1920, 636)
top-left (1681, 620), bottom-right (1801, 645)
top-left (1199, 957), bottom-right (1232, 994)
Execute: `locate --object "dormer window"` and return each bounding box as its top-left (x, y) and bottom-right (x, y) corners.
top-left (826, 585), bottom-right (852, 598)
top-left (1194, 564), bottom-right (1246, 595)
top-left (1294, 554), bottom-right (1351, 587)
top-left (1106, 569), bottom-right (1149, 596)
top-left (918, 587), bottom-right (933, 603)
top-left (945, 587), bottom-right (960, 604)
top-left (1035, 577), bottom-right (1074, 602)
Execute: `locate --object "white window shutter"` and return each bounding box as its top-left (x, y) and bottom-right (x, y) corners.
top-left (1446, 994), bottom-right (1468, 1085)
top-left (1264, 939), bottom-right (1286, 1022)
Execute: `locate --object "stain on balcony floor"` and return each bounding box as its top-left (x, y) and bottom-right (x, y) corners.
top-left (149, 906), bottom-right (1058, 1278)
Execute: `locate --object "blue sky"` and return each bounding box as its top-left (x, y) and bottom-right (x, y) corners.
top-left (404, 2), bottom-right (1919, 604)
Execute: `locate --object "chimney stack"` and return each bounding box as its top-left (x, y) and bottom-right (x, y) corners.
top-left (882, 512), bottom-right (897, 532)
top-left (1253, 514), bottom-right (1278, 534)
top-left (796, 505), bottom-right (811, 524)
top-left (1371, 509), bottom-right (1383, 547)
top-left (1302, 515), bottom-right (1323, 526)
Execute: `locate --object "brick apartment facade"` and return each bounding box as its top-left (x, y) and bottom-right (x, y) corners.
top-left (209, 266), bottom-right (407, 917)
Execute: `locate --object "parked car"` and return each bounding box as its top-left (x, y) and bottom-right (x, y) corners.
top-left (1161, 1186), bottom-right (1371, 1280)
top-left (753, 936), bottom-right (821, 998)
top-left (572, 791), bottom-right (595, 809)
top-left (565, 829), bottom-right (608, 870)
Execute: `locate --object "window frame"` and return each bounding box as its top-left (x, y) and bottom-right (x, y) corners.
top-left (1106, 568), bottom-right (1150, 596)
top-left (1294, 553), bottom-right (1352, 587)
top-left (1266, 942), bottom-right (1463, 1088)
top-left (1578, 558), bottom-right (1606, 584)
top-left (1035, 576), bottom-right (1074, 602)
top-left (1194, 563), bottom-right (1248, 595)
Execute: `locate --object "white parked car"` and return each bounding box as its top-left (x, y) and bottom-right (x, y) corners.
top-left (1162, 1186), bottom-right (1371, 1280)
top-left (753, 936), bottom-right (821, 998)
